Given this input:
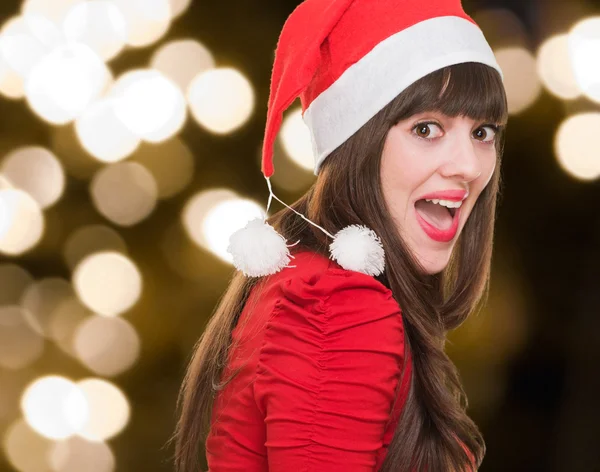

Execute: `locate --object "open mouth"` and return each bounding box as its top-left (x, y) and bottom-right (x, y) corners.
top-left (414, 199), bottom-right (456, 230)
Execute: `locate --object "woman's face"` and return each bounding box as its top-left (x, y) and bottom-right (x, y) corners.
top-left (380, 111), bottom-right (499, 274)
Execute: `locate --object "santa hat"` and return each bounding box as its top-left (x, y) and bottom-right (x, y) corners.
top-left (227, 0), bottom-right (503, 278)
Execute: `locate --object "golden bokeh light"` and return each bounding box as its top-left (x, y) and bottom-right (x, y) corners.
top-left (21, 0), bottom-right (81, 25)
top-left (73, 315), bottom-right (140, 376)
top-left (50, 436), bottom-right (115, 472)
top-left (62, 1), bottom-right (128, 61)
top-left (76, 378), bottom-right (130, 441)
top-left (188, 67), bottom-right (255, 134)
top-left (0, 188), bottom-right (44, 256)
top-left (3, 418), bottom-right (55, 472)
top-left (554, 112), bottom-right (600, 181)
top-left (90, 161), bottom-right (158, 226)
top-left (169, 0), bottom-right (192, 19)
top-left (25, 43), bottom-right (112, 125)
top-left (569, 16), bottom-right (600, 104)
top-left (150, 39), bottom-right (215, 93)
top-left (112, 0), bottom-right (172, 48)
top-left (51, 124), bottom-right (105, 180)
top-left (0, 263), bottom-right (33, 306)
top-left (75, 97), bottom-right (141, 163)
top-left (494, 47), bottom-right (543, 115)
top-left (537, 34), bottom-right (581, 100)
top-left (0, 305), bottom-right (44, 370)
top-left (21, 277), bottom-right (74, 337)
top-left (72, 251), bottom-right (143, 317)
top-left (48, 296), bottom-right (92, 357)
top-left (21, 376), bottom-right (88, 440)
top-left (111, 69), bottom-right (187, 143)
top-left (0, 146), bottom-right (66, 209)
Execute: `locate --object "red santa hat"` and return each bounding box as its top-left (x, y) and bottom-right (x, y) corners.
top-left (227, 0), bottom-right (503, 278)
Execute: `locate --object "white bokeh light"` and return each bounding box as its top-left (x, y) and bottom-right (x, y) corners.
top-left (0, 14), bottom-right (63, 78)
top-left (50, 436), bottom-right (115, 472)
top-left (569, 17), bottom-right (600, 103)
top-left (554, 112), bottom-right (600, 181)
top-left (0, 188), bottom-right (44, 256)
top-left (188, 67), bottom-right (255, 134)
top-left (21, 0), bottom-right (82, 25)
top-left (202, 198), bottom-right (265, 263)
top-left (537, 34), bottom-right (582, 100)
top-left (72, 251), bottom-right (143, 317)
top-left (280, 108), bottom-right (314, 170)
top-left (111, 69), bottom-right (187, 142)
top-left (76, 378), bottom-right (130, 441)
top-left (25, 42), bottom-right (111, 124)
top-left (62, 1), bottom-right (128, 61)
top-left (112, 0), bottom-right (172, 48)
top-left (494, 47), bottom-right (542, 114)
top-left (75, 98), bottom-right (141, 162)
top-left (169, 0), bottom-right (192, 18)
top-left (21, 375), bottom-right (89, 440)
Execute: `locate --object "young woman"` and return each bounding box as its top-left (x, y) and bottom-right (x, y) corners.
top-left (172, 0), bottom-right (508, 471)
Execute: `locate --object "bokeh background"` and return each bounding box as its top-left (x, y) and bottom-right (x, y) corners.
top-left (0, 0), bottom-right (598, 471)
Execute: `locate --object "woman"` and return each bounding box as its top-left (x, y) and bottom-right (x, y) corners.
top-left (172, 0), bottom-right (508, 471)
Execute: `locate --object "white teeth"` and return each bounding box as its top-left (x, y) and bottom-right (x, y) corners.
top-left (424, 198), bottom-right (462, 209)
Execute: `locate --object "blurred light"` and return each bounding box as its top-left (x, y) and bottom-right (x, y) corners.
top-left (169, 0), bottom-right (192, 18)
top-left (21, 0), bottom-right (82, 25)
top-left (3, 418), bottom-right (55, 472)
top-left (0, 52), bottom-right (25, 99)
top-left (1, 146), bottom-right (66, 209)
top-left (112, 0), bottom-right (172, 48)
top-left (569, 17), bottom-right (600, 103)
top-left (537, 34), bottom-right (582, 100)
top-left (74, 315), bottom-right (140, 376)
top-left (76, 378), bottom-right (130, 441)
top-left (182, 188), bottom-right (238, 250)
top-left (111, 69), bottom-right (187, 143)
top-left (90, 161), bottom-right (158, 226)
top-left (48, 297), bottom-right (91, 356)
top-left (494, 47), bottom-right (542, 114)
top-left (75, 97), bottom-right (140, 162)
top-left (63, 224), bottom-right (128, 271)
top-left (150, 39), bottom-right (215, 93)
top-left (0, 173), bottom-right (13, 189)
top-left (21, 376), bottom-right (88, 440)
top-left (472, 8), bottom-right (529, 48)
top-left (130, 138), bottom-right (194, 199)
top-left (21, 277), bottom-right (74, 337)
top-left (0, 306), bottom-right (44, 369)
top-left (72, 251), bottom-right (142, 317)
top-left (0, 14), bottom-right (63, 78)
top-left (280, 107), bottom-right (314, 171)
top-left (0, 263), bottom-right (33, 306)
top-left (50, 436), bottom-right (115, 472)
top-left (0, 189), bottom-right (44, 256)
top-left (264, 142), bottom-right (315, 194)
top-left (25, 43), bottom-right (111, 125)
top-left (554, 112), bottom-right (600, 181)
top-left (62, 1), bottom-right (127, 61)
top-left (203, 198), bottom-right (265, 263)
top-left (188, 67), bottom-right (255, 134)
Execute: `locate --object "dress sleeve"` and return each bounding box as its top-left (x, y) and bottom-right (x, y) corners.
top-left (253, 268), bottom-right (406, 472)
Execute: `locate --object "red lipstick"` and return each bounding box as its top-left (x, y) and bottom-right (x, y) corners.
top-left (417, 189), bottom-right (468, 202)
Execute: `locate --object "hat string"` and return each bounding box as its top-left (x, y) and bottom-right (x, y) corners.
top-left (264, 177), bottom-right (335, 239)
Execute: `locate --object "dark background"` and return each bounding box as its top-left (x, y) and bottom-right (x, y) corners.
top-left (0, 0), bottom-right (599, 471)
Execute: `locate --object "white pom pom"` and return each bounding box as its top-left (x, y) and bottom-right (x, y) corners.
top-left (329, 224), bottom-right (385, 276)
top-left (227, 218), bottom-right (293, 277)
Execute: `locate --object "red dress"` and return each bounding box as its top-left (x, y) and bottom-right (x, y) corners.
top-left (205, 250), bottom-right (413, 471)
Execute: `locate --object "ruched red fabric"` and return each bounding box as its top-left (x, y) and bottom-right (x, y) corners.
top-left (205, 250), bottom-right (412, 471)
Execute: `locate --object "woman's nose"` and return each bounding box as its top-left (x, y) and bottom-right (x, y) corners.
top-left (438, 135), bottom-right (482, 182)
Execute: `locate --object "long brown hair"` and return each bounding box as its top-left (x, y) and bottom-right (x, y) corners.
top-left (170, 61), bottom-right (508, 472)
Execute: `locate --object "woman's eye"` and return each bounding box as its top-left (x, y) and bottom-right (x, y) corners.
top-left (412, 122), bottom-right (443, 140)
top-left (474, 125), bottom-right (498, 144)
